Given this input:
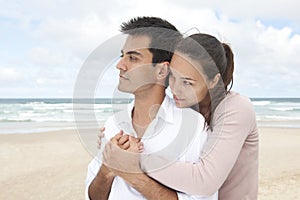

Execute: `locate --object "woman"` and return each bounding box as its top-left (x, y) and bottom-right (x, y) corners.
top-left (147, 33), bottom-right (258, 200)
top-left (100, 33), bottom-right (259, 199)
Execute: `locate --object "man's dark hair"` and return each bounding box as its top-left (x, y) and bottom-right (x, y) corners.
top-left (120, 16), bottom-right (182, 64)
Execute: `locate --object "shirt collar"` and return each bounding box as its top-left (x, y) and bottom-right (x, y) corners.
top-left (155, 94), bottom-right (174, 124)
top-left (116, 94), bottom-right (174, 125)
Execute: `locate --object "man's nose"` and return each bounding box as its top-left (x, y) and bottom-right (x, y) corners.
top-left (116, 58), bottom-right (127, 71)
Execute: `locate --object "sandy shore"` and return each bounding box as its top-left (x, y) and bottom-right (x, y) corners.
top-left (0, 127), bottom-right (299, 199)
top-left (0, 129), bottom-right (92, 200)
top-left (258, 128), bottom-right (300, 199)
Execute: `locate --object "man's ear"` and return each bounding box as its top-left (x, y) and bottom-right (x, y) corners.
top-left (157, 62), bottom-right (170, 80)
top-left (208, 73), bottom-right (221, 89)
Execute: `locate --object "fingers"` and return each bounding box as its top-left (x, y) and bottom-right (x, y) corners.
top-left (115, 130), bottom-right (124, 140)
top-left (119, 140), bottom-right (130, 150)
top-left (107, 132), bottom-right (144, 152)
top-left (100, 127), bottom-right (105, 132)
top-left (118, 134), bottom-right (129, 145)
top-left (110, 130), bottom-right (124, 145)
top-left (98, 127), bottom-right (105, 139)
top-left (97, 127), bottom-right (106, 149)
top-left (124, 136), bottom-right (144, 153)
top-left (98, 131), bottom-right (105, 138)
top-left (128, 136), bottom-right (140, 142)
top-left (137, 141), bottom-right (144, 153)
top-left (97, 139), bottom-right (102, 149)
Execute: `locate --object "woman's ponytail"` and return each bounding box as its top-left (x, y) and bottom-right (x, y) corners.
top-left (222, 43), bottom-right (234, 91)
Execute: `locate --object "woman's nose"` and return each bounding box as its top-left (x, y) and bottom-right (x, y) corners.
top-left (170, 79), bottom-right (181, 96)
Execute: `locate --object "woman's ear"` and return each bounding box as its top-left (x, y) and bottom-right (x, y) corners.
top-left (208, 73), bottom-right (221, 89)
top-left (157, 62), bottom-right (170, 80)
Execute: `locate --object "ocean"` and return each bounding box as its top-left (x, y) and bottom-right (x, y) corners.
top-left (251, 98), bottom-right (300, 128)
top-left (0, 98), bottom-right (299, 134)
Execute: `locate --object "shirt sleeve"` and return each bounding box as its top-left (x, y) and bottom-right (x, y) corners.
top-left (84, 116), bottom-right (117, 200)
top-left (144, 94), bottom-right (257, 196)
top-left (85, 152), bottom-right (102, 200)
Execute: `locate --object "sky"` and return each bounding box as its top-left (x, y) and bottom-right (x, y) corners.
top-left (1, 0), bottom-right (300, 98)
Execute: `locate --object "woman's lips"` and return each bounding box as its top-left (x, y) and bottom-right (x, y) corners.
top-left (173, 95), bottom-right (184, 102)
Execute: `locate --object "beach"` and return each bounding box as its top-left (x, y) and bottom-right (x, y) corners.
top-left (0, 127), bottom-right (299, 199)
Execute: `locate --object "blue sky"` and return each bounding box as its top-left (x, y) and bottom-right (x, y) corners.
top-left (1, 0), bottom-right (300, 98)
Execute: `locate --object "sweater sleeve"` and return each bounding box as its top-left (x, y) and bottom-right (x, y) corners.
top-left (144, 93), bottom-right (257, 196)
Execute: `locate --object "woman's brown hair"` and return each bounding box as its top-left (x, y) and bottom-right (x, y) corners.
top-left (175, 34), bottom-right (234, 128)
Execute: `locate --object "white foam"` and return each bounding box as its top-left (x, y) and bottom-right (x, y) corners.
top-left (252, 101), bottom-right (271, 106)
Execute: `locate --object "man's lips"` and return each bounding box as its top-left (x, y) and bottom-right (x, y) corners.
top-left (119, 75), bottom-right (129, 80)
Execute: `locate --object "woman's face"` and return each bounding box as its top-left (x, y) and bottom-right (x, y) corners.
top-left (169, 52), bottom-right (209, 108)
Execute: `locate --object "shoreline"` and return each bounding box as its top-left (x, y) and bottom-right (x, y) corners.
top-left (0, 127), bottom-right (299, 199)
top-left (1, 123), bottom-right (300, 135)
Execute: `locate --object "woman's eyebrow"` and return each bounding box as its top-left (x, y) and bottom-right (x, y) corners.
top-left (181, 77), bottom-right (197, 81)
top-left (170, 69), bottom-right (197, 81)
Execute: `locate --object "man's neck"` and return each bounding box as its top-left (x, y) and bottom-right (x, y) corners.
top-left (132, 85), bottom-right (165, 138)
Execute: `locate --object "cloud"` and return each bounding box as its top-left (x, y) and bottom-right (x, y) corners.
top-left (0, 67), bottom-right (20, 81)
top-left (0, 0), bottom-right (300, 97)
top-left (163, 0), bottom-right (300, 22)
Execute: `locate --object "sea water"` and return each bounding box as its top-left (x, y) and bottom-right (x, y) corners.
top-left (0, 98), bottom-right (299, 134)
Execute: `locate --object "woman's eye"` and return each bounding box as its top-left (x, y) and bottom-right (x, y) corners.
top-left (183, 80), bottom-right (192, 85)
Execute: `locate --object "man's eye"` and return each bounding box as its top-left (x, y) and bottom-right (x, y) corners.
top-left (129, 55), bottom-right (137, 61)
top-left (120, 54), bottom-right (124, 58)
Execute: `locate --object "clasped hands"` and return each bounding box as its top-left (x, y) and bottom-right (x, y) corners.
top-left (100, 128), bottom-right (145, 177)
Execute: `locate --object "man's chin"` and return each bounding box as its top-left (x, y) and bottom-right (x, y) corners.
top-left (118, 85), bottom-right (133, 94)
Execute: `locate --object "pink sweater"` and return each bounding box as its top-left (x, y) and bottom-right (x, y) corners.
top-left (146, 92), bottom-right (259, 200)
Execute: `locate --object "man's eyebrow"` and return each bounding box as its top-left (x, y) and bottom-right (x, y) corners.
top-left (121, 50), bottom-right (143, 57)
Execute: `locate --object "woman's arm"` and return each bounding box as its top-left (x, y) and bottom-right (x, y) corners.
top-left (142, 94), bottom-right (258, 196)
top-left (103, 135), bottom-right (179, 200)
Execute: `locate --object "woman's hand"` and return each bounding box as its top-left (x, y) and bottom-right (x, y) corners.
top-left (97, 127), bottom-right (105, 149)
top-left (103, 133), bottom-right (143, 174)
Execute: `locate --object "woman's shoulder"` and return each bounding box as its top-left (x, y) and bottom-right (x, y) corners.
top-left (213, 91), bottom-right (257, 129)
top-left (224, 91), bottom-right (252, 106)
top-left (216, 91), bottom-right (255, 115)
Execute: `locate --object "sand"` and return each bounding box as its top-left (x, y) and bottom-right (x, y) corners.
top-left (0, 127), bottom-right (299, 199)
top-left (258, 128), bottom-right (300, 199)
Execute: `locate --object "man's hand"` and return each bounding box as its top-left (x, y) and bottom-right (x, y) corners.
top-left (116, 132), bottom-right (144, 153)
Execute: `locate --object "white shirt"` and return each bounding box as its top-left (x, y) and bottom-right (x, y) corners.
top-left (85, 95), bottom-right (218, 200)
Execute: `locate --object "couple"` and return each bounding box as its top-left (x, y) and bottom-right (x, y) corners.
top-left (86, 16), bottom-right (259, 200)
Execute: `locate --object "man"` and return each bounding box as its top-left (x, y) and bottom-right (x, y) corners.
top-left (85, 16), bottom-right (217, 200)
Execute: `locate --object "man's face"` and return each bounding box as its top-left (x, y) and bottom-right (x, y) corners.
top-left (116, 35), bottom-right (157, 94)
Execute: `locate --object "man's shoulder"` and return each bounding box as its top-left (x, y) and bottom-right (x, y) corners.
top-left (172, 103), bottom-right (205, 123)
top-left (167, 102), bottom-right (206, 133)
